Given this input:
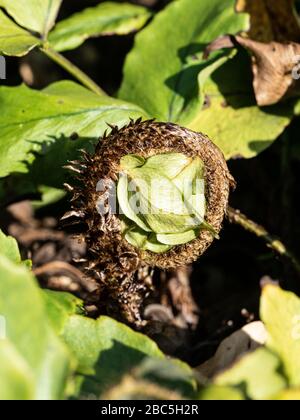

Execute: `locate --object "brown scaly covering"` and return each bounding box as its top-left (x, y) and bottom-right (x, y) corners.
top-left (63, 119), bottom-right (234, 324)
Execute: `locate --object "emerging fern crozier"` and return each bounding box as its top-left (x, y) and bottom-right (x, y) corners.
top-left (63, 119), bottom-right (234, 324)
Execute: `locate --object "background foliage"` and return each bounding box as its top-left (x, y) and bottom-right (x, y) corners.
top-left (1, 0), bottom-right (300, 400)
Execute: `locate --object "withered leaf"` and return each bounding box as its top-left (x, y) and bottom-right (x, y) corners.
top-left (205, 35), bottom-right (300, 106)
top-left (236, 0), bottom-right (300, 42)
top-left (237, 36), bottom-right (300, 106)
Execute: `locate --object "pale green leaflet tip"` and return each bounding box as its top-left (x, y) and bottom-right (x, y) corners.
top-left (124, 224), bottom-right (172, 253)
top-left (120, 154), bottom-right (145, 170)
top-left (117, 173), bottom-right (151, 232)
top-left (143, 153), bottom-right (190, 179)
top-left (157, 229), bottom-right (199, 245)
top-left (117, 152), bottom-right (216, 253)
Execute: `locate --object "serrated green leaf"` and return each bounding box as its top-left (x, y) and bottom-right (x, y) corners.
top-left (0, 0), bottom-right (62, 35)
top-left (49, 2), bottom-right (151, 52)
top-left (0, 80), bottom-right (148, 178)
top-left (0, 10), bottom-right (40, 56)
top-left (215, 347), bottom-right (287, 400)
top-left (260, 284), bottom-right (300, 387)
top-left (95, 356), bottom-right (195, 399)
top-left (0, 229), bottom-right (21, 263)
top-left (0, 254), bottom-right (72, 400)
top-left (119, 0), bottom-right (249, 121)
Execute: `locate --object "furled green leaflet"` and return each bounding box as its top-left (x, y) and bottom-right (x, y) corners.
top-left (117, 152), bottom-right (214, 253)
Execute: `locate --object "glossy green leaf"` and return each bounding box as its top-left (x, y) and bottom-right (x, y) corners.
top-left (62, 314), bottom-right (163, 396)
top-left (0, 254), bottom-right (72, 399)
top-left (0, 10), bottom-right (40, 56)
top-left (260, 284), bottom-right (300, 387)
top-left (119, 357), bottom-right (196, 399)
top-left (0, 0), bottom-right (62, 35)
top-left (198, 385), bottom-right (244, 400)
top-left (0, 80), bottom-right (148, 178)
top-left (43, 290), bottom-right (84, 335)
top-left (49, 2), bottom-right (151, 52)
top-left (61, 314), bottom-right (195, 398)
top-left (119, 0), bottom-right (249, 121)
top-left (0, 229), bottom-right (21, 263)
top-left (215, 347), bottom-right (287, 400)
top-left (119, 0), bottom-right (293, 160)
top-left (188, 51), bottom-right (294, 159)
top-left (90, 356), bottom-right (195, 399)
top-left (0, 340), bottom-right (35, 400)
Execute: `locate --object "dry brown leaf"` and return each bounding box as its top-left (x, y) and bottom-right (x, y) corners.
top-left (236, 0), bottom-right (300, 42)
top-left (232, 1), bottom-right (300, 105)
top-left (236, 35), bottom-right (300, 106)
top-left (197, 321), bottom-right (267, 378)
top-left (205, 34), bottom-right (300, 106)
